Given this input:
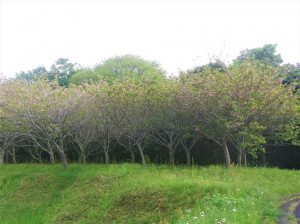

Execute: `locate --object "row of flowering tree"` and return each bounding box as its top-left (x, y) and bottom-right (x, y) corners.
top-left (0, 62), bottom-right (298, 168)
top-left (184, 62), bottom-right (299, 167)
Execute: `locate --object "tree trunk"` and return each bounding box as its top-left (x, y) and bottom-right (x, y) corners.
top-left (58, 151), bottom-right (68, 169)
top-left (130, 150), bottom-right (135, 163)
top-left (11, 146), bottom-right (16, 164)
top-left (49, 147), bottom-right (55, 164)
top-left (237, 149), bottom-right (242, 167)
top-left (104, 149), bottom-right (109, 165)
top-left (222, 141), bottom-right (231, 168)
top-left (101, 139), bottom-right (110, 165)
top-left (243, 151), bottom-right (247, 167)
top-left (47, 141), bottom-right (55, 164)
top-left (79, 146), bottom-right (86, 164)
top-left (81, 150), bottom-right (87, 164)
top-left (4, 150), bottom-right (8, 164)
top-left (0, 148), bottom-right (4, 165)
top-left (169, 149), bottom-right (175, 166)
top-left (186, 149), bottom-right (191, 166)
top-left (181, 136), bottom-right (199, 166)
top-left (136, 142), bottom-right (146, 167)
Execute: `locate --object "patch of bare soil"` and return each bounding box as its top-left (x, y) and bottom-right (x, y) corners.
top-left (293, 203), bottom-right (300, 224)
top-left (279, 193), bottom-right (300, 224)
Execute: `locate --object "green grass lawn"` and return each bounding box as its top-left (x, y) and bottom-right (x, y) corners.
top-left (0, 164), bottom-right (299, 224)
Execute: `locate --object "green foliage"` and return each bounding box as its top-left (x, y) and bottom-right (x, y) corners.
top-left (233, 44), bottom-right (283, 67)
top-left (270, 122), bottom-right (300, 146)
top-left (184, 59), bottom-right (227, 80)
top-left (94, 54), bottom-right (166, 84)
top-left (14, 58), bottom-right (78, 87)
top-left (181, 61), bottom-right (298, 164)
top-left (1, 48), bottom-right (300, 168)
top-left (48, 58), bottom-right (78, 87)
top-left (280, 63), bottom-right (300, 90)
top-left (69, 68), bottom-right (99, 85)
top-left (68, 55), bottom-right (166, 86)
top-left (15, 66), bottom-right (48, 83)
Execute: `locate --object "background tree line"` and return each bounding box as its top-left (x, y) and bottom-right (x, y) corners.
top-left (0, 45), bottom-right (299, 169)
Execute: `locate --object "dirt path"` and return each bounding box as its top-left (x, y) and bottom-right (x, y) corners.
top-left (294, 203), bottom-right (300, 224)
top-left (279, 193), bottom-right (300, 224)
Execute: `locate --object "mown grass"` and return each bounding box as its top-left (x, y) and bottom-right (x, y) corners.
top-left (0, 164), bottom-right (299, 224)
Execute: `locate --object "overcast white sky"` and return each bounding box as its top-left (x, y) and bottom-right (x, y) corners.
top-left (0, 0), bottom-right (300, 78)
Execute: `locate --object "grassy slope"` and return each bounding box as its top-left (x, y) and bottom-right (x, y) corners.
top-left (0, 164), bottom-right (299, 224)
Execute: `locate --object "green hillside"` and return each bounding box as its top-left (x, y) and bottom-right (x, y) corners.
top-left (0, 164), bottom-right (299, 224)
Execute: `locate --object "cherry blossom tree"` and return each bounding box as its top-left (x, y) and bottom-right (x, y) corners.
top-left (184, 62), bottom-right (298, 167)
top-left (147, 81), bottom-right (182, 166)
top-left (110, 81), bottom-right (153, 167)
top-left (65, 86), bottom-right (97, 163)
top-left (0, 80), bottom-right (83, 168)
top-left (85, 83), bottom-right (119, 165)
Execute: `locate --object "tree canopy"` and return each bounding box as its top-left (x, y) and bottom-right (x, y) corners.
top-left (15, 58), bottom-right (78, 87)
top-left (69, 55), bottom-right (166, 85)
top-left (233, 44), bottom-right (283, 67)
top-left (2, 46), bottom-right (299, 169)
